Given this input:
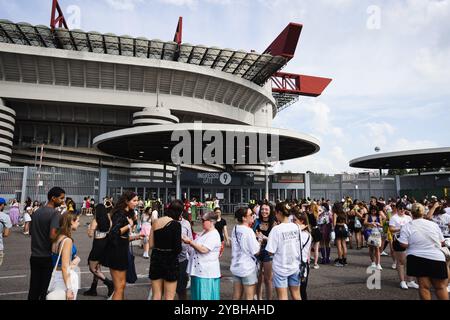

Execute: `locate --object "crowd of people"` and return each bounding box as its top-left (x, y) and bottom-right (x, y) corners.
top-left (0, 189), bottom-right (449, 300)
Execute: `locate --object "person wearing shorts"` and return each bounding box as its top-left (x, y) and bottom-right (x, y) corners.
top-left (266, 202), bottom-right (302, 300)
top-left (333, 202), bottom-right (348, 267)
top-left (230, 208), bottom-right (261, 300)
top-left (253, 202), bottom-right (276, 300)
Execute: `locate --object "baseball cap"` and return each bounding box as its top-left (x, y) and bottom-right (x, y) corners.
top-left (0, 198), bottom-right (6, 205)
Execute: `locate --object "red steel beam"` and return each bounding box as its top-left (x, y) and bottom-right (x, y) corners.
top-left (264, 23), bottom-right (303, 61)
top-left (50, 0), bottom-right (68, 30)
top-left (271, 72), bottom-right (332, 97)
top-left (173, 17), bottom-right (183, 45)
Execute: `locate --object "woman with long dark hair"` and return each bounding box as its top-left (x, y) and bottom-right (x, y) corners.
top-left (148, 200), bottom-right (183, 300)
top-left (318, 202), bottom-right (332, 264)
top-left (101, 191), bottom-right (140, 300)
top-left (364, 205), bottom-right (384, 270)
top-left (83, 204), bottom-right (114, 297)
top-left (332, 202), bottom-right (348, 267)
top-left (253, 202), bottom-right (276, 300)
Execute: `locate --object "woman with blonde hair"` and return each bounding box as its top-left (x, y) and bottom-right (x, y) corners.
top-left (398, 203), bottom-right (448, 300)
top-left (307, 202), bottom-right (322, 269)
top-left (48, 213), bottom-right (81, 300)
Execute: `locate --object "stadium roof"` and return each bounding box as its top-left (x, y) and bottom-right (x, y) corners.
top-left (349, 147), bottom-right (450, 170)
top-left (0, 20), bottom-right (287, 87)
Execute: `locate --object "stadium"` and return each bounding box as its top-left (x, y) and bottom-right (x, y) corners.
top-left (0, 0), bottom-right (332, 205)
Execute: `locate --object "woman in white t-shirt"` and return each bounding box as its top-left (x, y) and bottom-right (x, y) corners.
top-left (183, 210), bottom-right (221, 300)
top-left (150, 202), bottom-right (159, 224)
top-left (230, 207), bottom-right (261, 300)
top-left (398, 203), bottom-right (448, 300)
top-left (389, 202), bottom-right (418, 290)
top-left (266, 202), bottom-right (301, 300)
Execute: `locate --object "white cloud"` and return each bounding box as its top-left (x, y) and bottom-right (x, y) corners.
top-left (391, 138), bottom-right (439, 152)
top-left (413, 47), bottom-right (450, 83)
top-left (104, 0), bottom-right (144, 11)
top-left (365, 122), bottom-right (396, 149)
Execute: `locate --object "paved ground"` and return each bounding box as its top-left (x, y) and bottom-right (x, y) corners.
top-left (0, 215), bottom-right (425, 300)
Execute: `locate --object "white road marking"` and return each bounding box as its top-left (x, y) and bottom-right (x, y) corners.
top-left (0, 275), bottom-right (27, 280)
top-left (0, 282), bottom-right (151, 297)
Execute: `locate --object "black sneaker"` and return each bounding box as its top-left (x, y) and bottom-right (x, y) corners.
top-left (342, 258), bottom-right (348, 265)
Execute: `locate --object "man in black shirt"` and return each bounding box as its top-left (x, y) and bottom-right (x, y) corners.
top-left (28, 187), bottom-right (65, 300)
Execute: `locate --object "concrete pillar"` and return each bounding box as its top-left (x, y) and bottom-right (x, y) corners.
top-left (305, 172), bottom-right (311, 200)
top-left (395, 175), bottom-right (401, 198)
top-left (0, 99), bottom-right (16, 167)
top-left (20, 166), bottom-right (29, 206)
top-left (98, 168), bottom-right (108, 202)
top-left (176, 165), bottom-right (181, 200)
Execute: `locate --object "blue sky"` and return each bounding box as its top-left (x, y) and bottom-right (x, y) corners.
top-left (1, 0), bottom-right (449, 173)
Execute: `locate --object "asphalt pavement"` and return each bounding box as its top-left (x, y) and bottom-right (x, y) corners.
top-left (0, 215), bottom-right (423, 300)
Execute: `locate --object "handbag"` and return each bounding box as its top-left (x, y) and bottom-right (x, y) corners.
top-left (46, 238), bottom-right (80, 300)
top-left (367, 228), bottom-right (382, 247)
top-left (297, 226), bottom-right (311, 283)
top-left (354, 218), bottom-right (362, 229)
top-left (126, 244), bottom-right (138, 284)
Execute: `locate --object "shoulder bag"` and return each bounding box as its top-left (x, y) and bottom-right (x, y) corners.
top-left (46, 238), bottom-right (80, 300)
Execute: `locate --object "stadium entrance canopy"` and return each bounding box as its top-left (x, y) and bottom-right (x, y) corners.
top-left (349, 147), bottom-right (450, 171)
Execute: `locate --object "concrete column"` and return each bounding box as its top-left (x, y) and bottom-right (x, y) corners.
top-left (305, 172), bottom-right (311, 199)
top-left (395, 175), bottom-right (401, 198)
top-left (176, 165), bottom-right (181, 200)
top-left (265, 163), bottom-right (269, 201)
top-left (0, 99), bottom-right (16, 167)
top-left (20, 166), bottom-right (29, 206)
top-left (98, 168), bottom-right (108, 202)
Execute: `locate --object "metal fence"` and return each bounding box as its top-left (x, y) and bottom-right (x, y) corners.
top-left (1, 167), bottom-right (403, 210)
top-left (310, 173), bottom-right (398, 202)
top-left (0, 166), bottom-right (98, 208)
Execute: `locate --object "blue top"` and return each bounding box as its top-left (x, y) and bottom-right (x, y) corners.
top-left (51, 240), bottom-right (77, 267)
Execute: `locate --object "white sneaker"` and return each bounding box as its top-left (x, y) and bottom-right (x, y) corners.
top-left (186, 278), bottom-right (191, 289)
top-left (370, 262), bottom-right (376, 269)
top-left (391, 263), bottom-right (397, 270)
top-left (407, 281), bottom-right (419, 289)
top-left (313, 264), bottom-right (320, 270)
top-left (400, 281), bottom-right (408, 290)
top-left (376, 264), bottom-right (383, 270)
top-left (381, 251), bottom-right (389, 256)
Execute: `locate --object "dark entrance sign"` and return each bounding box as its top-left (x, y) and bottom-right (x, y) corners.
top-left (178, 171), bottom-right (254, 187)
top-left (273, 173), bottom-right (305, 183)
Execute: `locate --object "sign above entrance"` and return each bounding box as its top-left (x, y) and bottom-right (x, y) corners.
top-left (178, 171), bottom-right (254, 187)
top-left (273, 173), bottom-right (305, 183)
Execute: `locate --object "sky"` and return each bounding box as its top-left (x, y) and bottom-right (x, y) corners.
top-left (1, 0), bottom-right (449, 174)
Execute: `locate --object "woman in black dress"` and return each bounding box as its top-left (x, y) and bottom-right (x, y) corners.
top-left (101, 191), bottom-right (140, 300)
top-left (307, 202), bottom-right (323, 269)
top-left (83, 204), bottom-right (114, 297)
top-left (333, 202), bottom-right (349, 267)
top-left (149, 200), bottom-right (183, 300)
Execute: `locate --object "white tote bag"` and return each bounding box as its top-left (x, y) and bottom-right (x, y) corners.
top-left (46, 238), bottom-right (80, 300)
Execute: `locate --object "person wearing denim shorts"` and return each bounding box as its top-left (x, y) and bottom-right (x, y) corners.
top-left (230, 208), bottom-right (261, 300)
top-left (253, 202), bottom-right (276, 300)
top-left (266, 202), bottom-right (302, 300)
